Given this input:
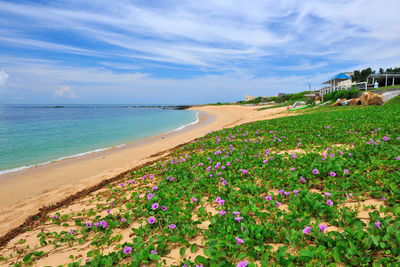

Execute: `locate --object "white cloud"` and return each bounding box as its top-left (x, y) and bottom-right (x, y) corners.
top-left (0, 70), bottom-right (9, 86)
top-left (55, 85), bottom-right (78, 99)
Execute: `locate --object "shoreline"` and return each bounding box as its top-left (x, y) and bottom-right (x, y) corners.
top-left (0, 105), bottom-right (287, 238)
top-left (0, 109), bottom-right (201, 178)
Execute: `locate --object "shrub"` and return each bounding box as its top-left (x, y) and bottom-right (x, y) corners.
top-left (323, 89), bottom-right (360, 102)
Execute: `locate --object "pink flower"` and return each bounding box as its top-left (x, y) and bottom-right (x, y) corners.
top-left (278, 190), bottom-right (284, 195)
top-left (123, 246), bottom-right (132, 254)
top-left (86, 222), bottom-right (92, 228)
top-left (383, 136), bottom-right (389, 141)
top-left (293, 190), bottom-right (299, 196)
top-left (148, 217), bottom-right (156, 224)
top-left (284, 191), bottom-right (290, 197)
top-left (235, 236), bottom-right (244, 245)
top-left (219, 210), bottom-right (226, 217)
top-left (169, 224), bottom-right (176, 229)
top-left (233, 211), bottom-right (240, 216)
top-left (327, 200), bottom-right (333, 206)
top-left (161, 206), bottom-right (167, 211)
top-left (312, 169), bottom-right (319, 174)
top-left (330, 171), bottom-right (336, 177)
top-left (319, 224), bottom-right (327, 233)
top-left (192, 197), bottom-right (198, 203)
top-left (152, 203), bottom-right (159, 210)
top-left (276, 201), bottom-right (281, 207)
top-left (303, 226), bottom-right (311, 234)
top-left (343, 169), bottom-right (349, 174)
top-left (324, 192), bottom-right (332, 198)
top-left (236, 260), bottom-right (249, 267)
top-left (300, 177), bottom-right (306, 182)
top-left (375, 221), bottom-right (381, 230)
top-left (265, 195), bottom-right (272, 201)
top-left (396, 156), bottom-right (400, 160)
top-left (235, 217), bottom-right (244, 223)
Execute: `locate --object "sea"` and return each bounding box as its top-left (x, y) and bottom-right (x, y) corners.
top-left (0, 104), bottom-right (198, 175)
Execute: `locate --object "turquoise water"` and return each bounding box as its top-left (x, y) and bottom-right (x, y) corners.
top-left (0, 105), bottom-right (197, 174)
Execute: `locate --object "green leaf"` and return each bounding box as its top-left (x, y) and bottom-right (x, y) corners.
top-left (195, 255), bottom-right (208, 264)
top-left (371, 235), bottom-right (379, 246)
top-left (149, 254), bottom-right (161, 261)
top-left (180, 247), bottom-right (186, 257)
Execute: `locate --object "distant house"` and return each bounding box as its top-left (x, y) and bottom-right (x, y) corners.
top-left (245, 94), bottom-right (255, 101)
top-left (319, 72), bottom-right (352, 96)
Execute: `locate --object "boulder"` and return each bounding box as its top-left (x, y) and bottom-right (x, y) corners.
top-left (339, 100), bottom-right (351, 106)
top-left (330, 98), bottom-right (347, 107)
top-left (360, 92), bottom-right (383, 105)
top-left (349, 97), bottom-right (361, 105)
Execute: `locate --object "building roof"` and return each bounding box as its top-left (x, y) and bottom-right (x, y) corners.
top-left (322, 73), bottom-right (351, 84)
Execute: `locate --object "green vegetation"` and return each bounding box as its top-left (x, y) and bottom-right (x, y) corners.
top-left (2, 97), bottom-right (400, 266)
top-left (323, 89), bottom-right (360, 102)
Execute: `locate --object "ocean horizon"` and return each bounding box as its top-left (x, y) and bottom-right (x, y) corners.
top-left (0, 104), bottom-right (198, 175)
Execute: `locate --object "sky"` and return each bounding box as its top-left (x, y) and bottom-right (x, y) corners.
top-left (0, 0), bottom-right (400, 104)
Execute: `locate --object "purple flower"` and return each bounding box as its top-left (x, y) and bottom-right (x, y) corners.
top-left (327, 200), bottom-right (333, 206)
top-left (343, 169), bottom-right (349, 174)
top-left (330, 171), bottom-right (336, 177)
top-left (53, 215), bottom-right (58, 219)
top-left (236, 260), bottom-right (249, 267)
top-left (123, 246), bottom-right (132, 254)
top-left (120, 183), bottom-right (124, 187)
top-left (375, 221), bottom-right (381, 230)
top-left (192, 197), bottom-right (198, 203)
top-left (300, 177), bottom-right (306, 182)
top-left (151, 250), bottom-right (157, 255)
top-left (129, 180), bottom-right (135, 184)
top-left (319, 224), bottom-right (327, 233)
top-left (148, 217), bottom-right (156, 224)
top-left (86, 222), bottom-right (92, 228)
top-left (293, 190), bottom-right (299, 196)
top-left (222, 180), bottom-right (227, 186)
top-left (106, 209), bottom-right (111, 214)
top-left (383, 136), bottom-right (389, 141)
top-left (265, 195), bottom-right (272, 201)
top-left (324, 192), bottom-right (332, 198)
top-left (235, 217), bottom-right (244, 223)
top-left (312, 169), bottom-right (319, 174)
top-left (233, 211), bottom-right (241, 216)
top-left (169, 224), bottom-right (176, 229)
top-left (152, 203), bottom-right (159, 210)
top-left (276, 201), bottom-right (281, 207)
top-left (235, 236), bottom-right (244, 245)
top-left (278, 189), bottom-right (284, 195)
top-left (121, 218), bottom-right (127, 223)
top-left (219, 210), bottom-right (226, 217)
top-left (396, 156), bottom-right (400, 160)
top-left (147, 193), bottom-right (154, 200)
top-left (284, 191), bottom-right (290, 197)
top-left (161, 206), bottom-right (167, 211)
top-left (100, 220), bottom-right (108, 228)
top-left (152, 186), bottom-right (158, 191)
top-left (303, 226), bottom-right (311, 234)
top-left (94, 222), bottom-right (100, 228)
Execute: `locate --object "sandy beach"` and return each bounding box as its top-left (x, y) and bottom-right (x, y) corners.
top-left (0, 105), bottom-right (288, 239)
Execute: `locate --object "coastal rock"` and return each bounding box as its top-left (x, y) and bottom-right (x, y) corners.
top-left (360, 92), bottom-right (383, 105)
top-left (349, 97), bottom-right (361, 105)
top-left (339, 100), bottom-right (351, 106)
top-left (330, 98), bottom-right (347, 107)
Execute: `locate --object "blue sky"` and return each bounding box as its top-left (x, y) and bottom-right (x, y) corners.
top-left (0, 0), bottom-right (399, 104)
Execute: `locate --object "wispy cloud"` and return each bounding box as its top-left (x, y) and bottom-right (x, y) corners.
top-left (55, 86), bottom-right (78, 99)
top-left (0, 70), bottom-right (9, 86)
top-left (0, 0), bottom-right (399, 103)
